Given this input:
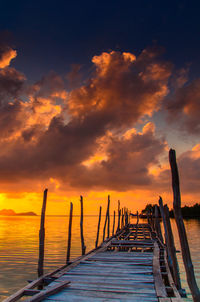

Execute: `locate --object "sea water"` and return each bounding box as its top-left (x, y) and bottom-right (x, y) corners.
top-left (0, 215), bottom-right (199, 301)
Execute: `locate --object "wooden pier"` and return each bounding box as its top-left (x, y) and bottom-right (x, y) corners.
top-left (4, 149), bottom-right (200, 302)
top-left (40, 223), bottom-right (182, 302)
top-left (4, 221), bottom-right (183, 302)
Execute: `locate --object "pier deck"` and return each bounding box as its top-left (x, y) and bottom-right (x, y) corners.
top-left (36, 223), bottom-right (182, 302)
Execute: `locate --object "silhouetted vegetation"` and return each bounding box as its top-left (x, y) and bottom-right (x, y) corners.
top-left (169, 203), bottom-right (200, 218)
top-left (141, 204), bottom-right (156, 214)
top-left (141, 203), bottom-right (200, 218)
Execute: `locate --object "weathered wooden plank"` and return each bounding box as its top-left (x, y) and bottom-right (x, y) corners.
top-left (63, 283), bottom-right (156, 294)
top-left (25, 281), bottom-right (70, 302)
top-left (79, 262), bottom-right (152, 268)
top-left (24, 289), bottom-right (40, 296)
top-left (164, 250), bottom-right (182, 299)
top-left (59, 274), bottom-right (154, 282)
top-left (153, 242), bottom-right (167, 298)
top-left (46, 294), bottom-right (158, 302)
top-left (86, 258), bottom-right (152, 264)
top-left (90, 251), bottom-right (153, 257)
top-left (69, 268), bottom-right (153, 275)
top-left (44, 288), bottom-right (157, 300)
top-left (53, 279), bottom-right (155, 288)
top-left (63, 270), bottom-right (153, 277)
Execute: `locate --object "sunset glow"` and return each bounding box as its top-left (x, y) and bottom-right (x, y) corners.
top-left (0, 9), bottom-right (200, 216)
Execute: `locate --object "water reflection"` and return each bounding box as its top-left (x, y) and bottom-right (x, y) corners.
top-left (0, 216), bottom-right (199, 301)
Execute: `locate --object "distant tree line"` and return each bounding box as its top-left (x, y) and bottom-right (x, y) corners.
top-left (141, 203), bottom-right (200, 218)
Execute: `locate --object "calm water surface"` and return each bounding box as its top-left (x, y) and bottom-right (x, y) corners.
top-left (0, 216), bottom-right (199, 301)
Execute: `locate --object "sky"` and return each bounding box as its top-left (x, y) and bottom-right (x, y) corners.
top-left (0, 0), bottom-right (200, 215)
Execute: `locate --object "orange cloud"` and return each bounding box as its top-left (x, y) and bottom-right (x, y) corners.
top-left (68, 49), bottom-right (172, 129)
top-left (0, 46), bottom-right (17, 68)
top-left (166, 78), bottom-right (200, 133)
top-left (1, 45), bottom-right (200, 215)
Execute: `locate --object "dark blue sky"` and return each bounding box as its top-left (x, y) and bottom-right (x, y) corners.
top-left (1, 0), bottom-right (200, 81)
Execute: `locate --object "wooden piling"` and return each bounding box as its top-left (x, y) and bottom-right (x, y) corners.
top-left (164, 204), bottom-right (182, 291)
top-left (95, 206), bottom-right (102, 248)
top-left (112, 210), bottom-right (115, 236)
top-left (66, 202), bottom-right (73, 264)
top-left (136, 211), bottom-right (139, 224)
top-left (154, 205), bottom-right (163, 243)
top-left (121, 208), bottom-right (124, 228)
top-left (80, 196), bottom-right (86, 255)
top-left (159, 197), bottom-right (169, 245)
top-left (169, 148), bottom-right (200, 302)
top-left (117, 209), bottom-right (121, 231)
top-left (107, 195), bottom-right (110, 238)
top-left (102, 208), bottom-right (108, 242)
top-left (159, 196), bottom-right (173, 274)
top-left (38, 188), bottom-right (48, 278)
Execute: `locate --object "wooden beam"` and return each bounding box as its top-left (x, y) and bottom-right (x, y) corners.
top-left (38, 188), bottom-right (48, 278)
top-left (102, 207), bottom-right (108, 242)
top-left (95, 206), bottom-right (102, 248)
top-left (159, 197), bottom-right (169, 246)
top-left (164, 205), bottom-right (182, 291)
top-left (153, 242), bottom-right (167, 298)
top-left (169, 148), bottom-right (200, 302)
top-left (117, 208), bottom-right (121, 232)
top-left (80, 196), bottom-right (86, 255)
top-left (112, 210), bottom-right (115, 236)
top-left (107, 195), bottom-right (110, 238)
top-left (25, 280), bottom-right (70, 302)
top-left (136, 210), bottom-right (139, 225)
top-left (154, 205), bottom-right (163, 243)
top-left (66, 202), bottom-right (73, 264)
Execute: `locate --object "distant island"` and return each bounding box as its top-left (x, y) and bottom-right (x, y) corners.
top-left (0, 209), bottom-right (37, 216)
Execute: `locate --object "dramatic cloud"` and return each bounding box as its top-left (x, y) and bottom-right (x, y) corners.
top-left (166, 78), bottom-right (200, 134)
top-left (0, 45), bottom-right (16, 68)
top-left (177, 144), bottom-right (200, 193)
top-left (68, 49), bottom-right (172, 129)
top-left (0, 46), bottom-right (172, 192)
top-left (66, 122), bottom-right (166, 190)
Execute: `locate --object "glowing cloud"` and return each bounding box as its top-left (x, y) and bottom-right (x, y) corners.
top-left (0, 46), bottom-right (17, 68)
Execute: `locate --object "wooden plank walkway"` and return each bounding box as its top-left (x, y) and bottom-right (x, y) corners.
top-left (31, 223), bottom-right (182, 302)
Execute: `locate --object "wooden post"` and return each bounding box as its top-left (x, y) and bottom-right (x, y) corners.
top-left (169, 148), bottom-right (200, 302)
top-left (159, 197), bottom-right (169, 245)
top-left (102, 208), bottom-right (108, 242)
top-left (80, 196), bottom-right (86, 255)
top-left (66, 202), bottom-right (73, 264)
top-left (95, 206), bottom-right (102, 248)
top-left (136, 211), bottom-right (139, 224)
top-left (154, 205), bottom-right (163, 243)
top-left (112, 210), bottom-right (115, 236)
top-left (121, 208), bottom-right (124, 228)
top-left (128, 210), bottom-right (131, 224)
top-left (125, 208), bottom-right (128, 226)
top-left (117, 209), bottom-right (121, 231)
top-left (38, 188), bottom-right (48, 278)
top-left (159, 196), bottom-right (173, 274)
top-left (107, 195), bottom-right (110, 238)
top-left (164, 204), bottom-right (182, 291)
